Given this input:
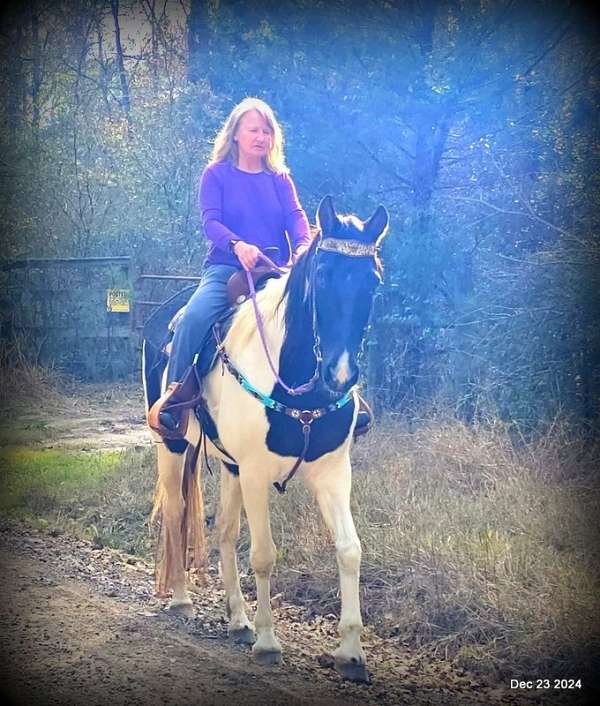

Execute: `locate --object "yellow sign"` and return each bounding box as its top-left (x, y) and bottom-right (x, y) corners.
top-left (106, 288), bottom-right (130, 313)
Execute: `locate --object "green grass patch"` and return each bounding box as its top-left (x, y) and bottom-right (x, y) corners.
top-left (0, 419), bottom-right (56, 447)
top-left (0, 447), bottom-right (121, 513)
top-left (0, 446), bottom-right (156, 555)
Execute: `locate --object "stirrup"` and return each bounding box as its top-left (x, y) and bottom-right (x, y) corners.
top-left (148, 382), bottom-right (191, 439)
top-left (147, 364), bottom-right (203, 440)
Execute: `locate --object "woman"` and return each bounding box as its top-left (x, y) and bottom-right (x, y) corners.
top-left (149, 97), bottom-right (311, 438)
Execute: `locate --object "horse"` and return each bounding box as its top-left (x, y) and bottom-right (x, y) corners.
top-left (142, 195), bottom-right (389, 682)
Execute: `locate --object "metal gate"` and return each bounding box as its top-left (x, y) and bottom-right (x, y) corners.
top-left (1, 256), bottom-right (202, 381)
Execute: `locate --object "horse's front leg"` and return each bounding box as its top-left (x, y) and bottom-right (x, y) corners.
top-left (154, 441), bottom-right (194, 617)
top-left (217, 463), bottom-right (255, 644)
top-left (239, 467), bottom-right (282, 664)
top-left (306, 459), bottom-right (367, 682)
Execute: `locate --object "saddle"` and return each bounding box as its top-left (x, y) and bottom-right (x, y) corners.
top-left (143, 265), bottom-right (284, 366)
top-left (162, 266), bottom-right (283, 355)
top-left (226, 265), bottom-right (282, 307)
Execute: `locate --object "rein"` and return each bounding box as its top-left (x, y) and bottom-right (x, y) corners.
top-left (246, 237), bottom-right (378, 396)
top-left (213, 236), bottom-right (379, 493)
top-left (245, 250), bottom-right (321, 396)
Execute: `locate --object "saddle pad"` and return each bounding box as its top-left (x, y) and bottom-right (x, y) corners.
top-left (142, 285), bottom-right (198, 352)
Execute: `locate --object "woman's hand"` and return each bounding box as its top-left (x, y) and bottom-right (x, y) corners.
top-left (233, 241), bottom-right (261, 270)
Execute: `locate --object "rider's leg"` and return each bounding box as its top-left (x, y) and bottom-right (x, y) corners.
top-left (148, 264), bottom-right (238, 438)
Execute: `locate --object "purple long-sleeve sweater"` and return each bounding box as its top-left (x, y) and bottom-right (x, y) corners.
top-left (198, 160), bottom-right (311, 268)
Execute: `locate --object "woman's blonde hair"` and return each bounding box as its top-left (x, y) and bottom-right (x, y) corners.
top-left (210, 97), bottom-right (288, 174)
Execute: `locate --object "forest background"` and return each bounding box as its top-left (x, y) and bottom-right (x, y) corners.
top-left (0, 0), bottom-right (599, 432)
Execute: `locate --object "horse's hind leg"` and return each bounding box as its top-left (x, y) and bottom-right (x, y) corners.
top-left (239, 467), bottom-right (282, 664)
top-left (217, 464), bottom-right (255, 644)
top-left (154, 441), bottom-right (194, 617)
top-left (306, 460), bottom-right (367, 682)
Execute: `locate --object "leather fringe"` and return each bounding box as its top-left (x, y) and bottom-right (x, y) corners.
top-left (152, 446), bottom-right (207, 597)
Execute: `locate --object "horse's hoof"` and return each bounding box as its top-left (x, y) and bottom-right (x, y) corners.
top-left (167, 602), bottom-right (194, 619)
top-left (229, 626), bottom-right (256, 645)
top-left (253, 649), bottom-right (283, 666)
top-left (336, 660), bottom-right (370, 683)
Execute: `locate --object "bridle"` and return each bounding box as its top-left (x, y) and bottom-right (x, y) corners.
top-left (244, 248), bottom-right (321, 396)
top-left (244, 234), bottom-right (380, 396)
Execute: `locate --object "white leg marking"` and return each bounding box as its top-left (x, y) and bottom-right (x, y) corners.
top-left (218, 465), bottom-right (253, 637)
top-left (239, 469), bottom-right (282, 662)
top-left (306, 461), bottom-right (366, 674)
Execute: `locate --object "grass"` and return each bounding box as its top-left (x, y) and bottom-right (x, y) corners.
top-left (264, 416), bottom-right (600, 684)
top-left (0, 446), bottom-right (156, 555)
top-left (0, 339), bottom-right (68, 412)
top-left (0, 366), bottom-right (598, 686)
top-left (0, 447), bottom-right (121, 512)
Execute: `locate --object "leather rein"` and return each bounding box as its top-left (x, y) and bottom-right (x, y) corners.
top-left (244, 250), bottom-right (321, 396)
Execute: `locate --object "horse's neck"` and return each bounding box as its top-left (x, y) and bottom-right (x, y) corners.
top-left (223, 272), bottom-right (317, 393)
top-left (223, 275), bottom-right (289, 386)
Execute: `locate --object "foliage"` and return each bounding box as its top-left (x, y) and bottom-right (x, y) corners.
top-left (0, 0), bottom-right (598, 427)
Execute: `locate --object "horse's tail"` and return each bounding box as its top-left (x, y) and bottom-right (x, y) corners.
top-left (151, 442), bottom-right (208, 596)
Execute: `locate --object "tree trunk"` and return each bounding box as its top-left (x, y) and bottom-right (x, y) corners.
top-left (30, 7), bottom-right (42, 146)
top-left (187, 0), bottom-right (210, 84)
top-left (5, 20), bottom-right (25, 142)
top-left (110, 0), bottom-right (132, 130)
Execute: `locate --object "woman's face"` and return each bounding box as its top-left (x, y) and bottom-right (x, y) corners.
top-left (234, 110), bottom-right (273, 164)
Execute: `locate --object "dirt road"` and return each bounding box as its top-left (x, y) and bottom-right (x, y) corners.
top-left (1, 520), bottom-right (588, 706)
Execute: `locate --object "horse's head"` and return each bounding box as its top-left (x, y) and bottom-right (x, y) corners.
top-left (312, 195), bottom-right (389, 396)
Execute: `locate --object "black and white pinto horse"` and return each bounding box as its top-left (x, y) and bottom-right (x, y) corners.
top-left (143, 196), bottom-right (389, 682)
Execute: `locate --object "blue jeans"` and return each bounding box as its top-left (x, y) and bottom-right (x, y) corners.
top-left (167, 264), bottom-right (239, 384)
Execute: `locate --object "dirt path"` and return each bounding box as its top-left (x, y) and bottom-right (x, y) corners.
top-left (0, 522), bottom-right (366, 706)
top-left (1, 520), bottom-right (589, 706)
top-left (5, 382), bottom-right (150, 451)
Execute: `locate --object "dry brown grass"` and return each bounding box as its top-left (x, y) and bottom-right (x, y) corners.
top-left (0, 339), bottom-right (70, 412)
top-left (262, 415), bottom-right (600, 682)
top-left (0, 340), bottom-right (144, 425)
top-left (122, 413), bottom-right (597, 682)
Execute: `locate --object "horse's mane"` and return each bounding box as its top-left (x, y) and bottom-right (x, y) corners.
top-left (224, 213), bottom-right (379, 363)
top-left (280, 234), bottom-right (320, 343)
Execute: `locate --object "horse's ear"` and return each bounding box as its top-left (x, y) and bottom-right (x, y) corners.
top-left (364, 205), bottom-right (389, 243)
top-left (316, 195), bottom-right (340, 236)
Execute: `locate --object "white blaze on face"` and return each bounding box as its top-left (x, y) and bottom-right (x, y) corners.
top-left (333, 350), bottom-right (352, 386)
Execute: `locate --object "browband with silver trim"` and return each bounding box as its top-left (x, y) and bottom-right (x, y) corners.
top-left (319, 238), bottom-right (379, 258)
